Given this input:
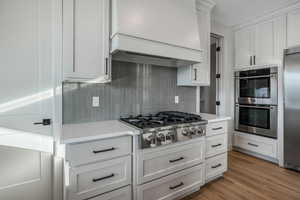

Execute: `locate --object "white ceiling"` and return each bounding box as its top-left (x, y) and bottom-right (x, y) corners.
top-left (212, 0), bottom-right (300, 27)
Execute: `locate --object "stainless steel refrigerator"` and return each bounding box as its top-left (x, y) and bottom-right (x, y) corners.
top-left (284, 46), bottom-right (300, 171)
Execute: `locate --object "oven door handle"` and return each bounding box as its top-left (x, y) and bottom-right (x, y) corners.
top-left (237, 105), bottom-right (274, 110)
top-left (237, 75), bottom-right (273, 79)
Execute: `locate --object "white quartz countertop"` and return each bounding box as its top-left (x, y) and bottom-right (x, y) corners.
top-left (61, 120), bottom-right (139, 144)
top-left (198, 113), bottom-right (231, 123)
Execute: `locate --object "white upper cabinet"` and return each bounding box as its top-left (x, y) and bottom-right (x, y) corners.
top-left (63, 0), bottom-right (111, 83)
top-left (0, 0), bottom-right (58, 136)
top-left (234, 16), bottom-right (285, 69)
top-left (254, 20), bottom-right (275, 65)
top-left (287, 9), bottom-right (300, 48)
top-left (111, 0), bottom-right (203, 63)
top-left (177, 0), bottom-right (215, 86)
top-left (235, 26), bottom-right (254, 68)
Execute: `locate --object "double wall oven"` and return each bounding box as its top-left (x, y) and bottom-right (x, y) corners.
top-left (235, 67), bottom-right (278, 138)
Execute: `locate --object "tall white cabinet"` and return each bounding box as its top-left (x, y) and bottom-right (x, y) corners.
top-left (177, 0), bottom-right (215, 86)
top-left (63, 0), bottom-right (111, 83)
top-left (0, 0), bottom-right (58, 199)
top-left (234, 17), bottom-right (285, 70)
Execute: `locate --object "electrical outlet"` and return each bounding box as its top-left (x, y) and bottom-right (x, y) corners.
top-left (92, 96), bottom-right (100, 107)
top-left (175, 96), bottom-right (179, 104)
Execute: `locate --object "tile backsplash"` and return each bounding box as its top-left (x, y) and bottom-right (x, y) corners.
top-left (63, 61), bottom-right (197, 124)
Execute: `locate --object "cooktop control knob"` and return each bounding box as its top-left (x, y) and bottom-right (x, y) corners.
top-left (197, 127), bottom-right (205, 136)
top-left (182, 128), bottom-right (189, 136)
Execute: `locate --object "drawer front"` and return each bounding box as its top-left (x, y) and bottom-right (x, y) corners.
top-left (206, 121), bottom-right (227, 136)
top-left (66, 136), bottom-right (131, 166)
top-left (234, 133), bottom-right (277, 158)
top-left (206, 134), bottom-right (227, 158)
top-left (68, 156), bottom-right (131, 200)
top-left (137, 164), bottom-right (204, 200)
top-left (138, 139), bottom-right (205, 184)
top-left (205, 153), bottom-right (228, 181)
top-left (88, 186), bottom-right (131, 200)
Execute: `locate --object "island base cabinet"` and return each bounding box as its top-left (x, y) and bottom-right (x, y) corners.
top-left (136, 164), bottom-right (204, 200)
top-left (68, 156), bottom-right (131, 200)
top-left (205, 153), bottom-right (228, 182)
top-left (88, 186), bottom-right (131, 200)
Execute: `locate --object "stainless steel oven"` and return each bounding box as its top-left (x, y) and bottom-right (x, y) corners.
top-left (235, 104), bottom-right (277, 138)
top-left (235, 67), bottom-right (278, 105)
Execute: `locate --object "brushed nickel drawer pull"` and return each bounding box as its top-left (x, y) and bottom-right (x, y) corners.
top-left (169, 182), bottom-right (184, 190)
top-left (93, 147), bottom-right (115, 154)
top-left (248, 143), bottom-right (259, 147)
top-left (211, 144), bottom-right (222, 148)
top-left (169, 157), bottom-right (185, 163)
top-left (211, 163), bottom-right (222, 169)
top-left (212, 127), bottom-right (223, 130)
top-left (92, 173), bottom-right (114, 182)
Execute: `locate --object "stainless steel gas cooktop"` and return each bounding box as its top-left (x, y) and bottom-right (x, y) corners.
top-left (120, 111), bottom-right (207, 149)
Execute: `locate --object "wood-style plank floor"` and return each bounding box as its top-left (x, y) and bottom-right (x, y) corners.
top-left (182, 151), bottom-right (300, 200)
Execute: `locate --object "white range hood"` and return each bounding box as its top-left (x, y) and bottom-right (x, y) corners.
top-left (110, 0), bottom-right (202, 67)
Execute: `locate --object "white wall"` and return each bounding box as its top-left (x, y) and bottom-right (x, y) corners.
top-left (211, 20), bottom-right (235, 149)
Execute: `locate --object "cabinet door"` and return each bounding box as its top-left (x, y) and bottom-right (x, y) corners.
top-left (63, 0), bottom-right (110, 82)
top-left (254, 20), bottom-right (275, 65)
top-left (287, 9), bottom-right (300, 48)
top-left (0, 146), bottom-right (52, 200)
top-left (193, 64), bottom-right (210, 86)
top-left (0, 0), bottom-right (56, 136)
top-left (235, 27), bottom-right (254, 67)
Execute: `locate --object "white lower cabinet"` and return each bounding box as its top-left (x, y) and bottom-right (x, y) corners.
top-left (136, 164), bottom-right (205, 200)
top-left (205, 153), bottom-right (228, 181)
top-left (205, 120), bottom-right (229, 182)
top-left (206, 134), bottom-right (227, 158)
top-left (68, 156), bottom-right (131, 200)
top-left (137, 139), bottom-right (205, 184)
top-left (234, 132), bottom-right (277, 159)
top-left (88, 186), bottom-right (131, 200)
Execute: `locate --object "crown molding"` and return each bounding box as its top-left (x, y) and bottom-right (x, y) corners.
top-left (233, 1), bottom-right (300, 30)
top-left (196, 0), bottom-right (216, 11)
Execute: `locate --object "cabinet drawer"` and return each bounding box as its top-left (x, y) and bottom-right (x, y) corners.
top-left (137, 164), bottom-right (204, 200)
top-left (206, 134), bottom-right (227, 158)
top-left (88, 186), bottom-right (131, 200)
top-left (137, 139), bottom-right (205, 184)
top-left (68, 156), bottom-right (131, 200)
top-left (205, 153), bottom-right (228, 181)
top-left (66, 136), bottom-right (131, 166)
top-left (234, 132), bottom-right (277, 158)
top-left (206, 121), bottom-right (227, 136)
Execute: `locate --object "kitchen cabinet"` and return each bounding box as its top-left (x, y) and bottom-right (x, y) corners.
top-left (65, 136), bottom-right (132, 200)
top-left (287, 9), bottom-right (300, 48)
top-left (0, 0), bottom-right (56, 135)
top-left (233, 132), bottom-right (277, 160)
top-left (0, 146), bottom-right (52, 200)
top-left (235, 26), bottom-right (254, 68)
top-left (136, 164), bottom-right (204, 200)
top-left (63, 0), bottom-right (111, 83)
top-left (177, 0), bottom-right (215, 86)
top-left (205, 120), bottom-right (228, 182)
top-left (234, 17), bottom-right (285, 69)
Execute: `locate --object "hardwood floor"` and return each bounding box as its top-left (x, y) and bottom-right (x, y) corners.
top-left (182, 151), bottom-right (300, 200)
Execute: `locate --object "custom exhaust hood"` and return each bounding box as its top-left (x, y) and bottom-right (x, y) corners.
top-left (110, 0), bottom-right (203, 67)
